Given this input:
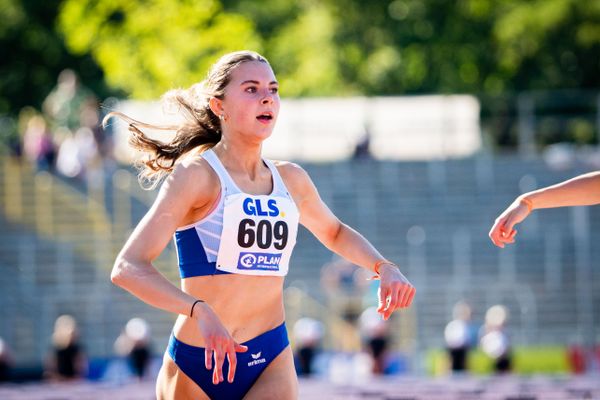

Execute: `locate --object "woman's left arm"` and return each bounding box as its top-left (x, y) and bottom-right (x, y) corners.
top-left (280, 163), bottom-right (416, 319)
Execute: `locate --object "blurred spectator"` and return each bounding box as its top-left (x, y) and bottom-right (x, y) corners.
top-left (293, 317), bottom-right (324, 376)
top-left (321, 257), bottom-right (369, 324)
top-left (114, 318), bottom-right (152, 380)
top-left (81, 100), bottom-right (110, 186)
top-left (42, 69), bottom-right (92, 133)
top-left (0, 337), bottom-right (14, 382)
top-left (21, 113), bottom-right (56, 171)
top-left (41, 69), bottom-right (110, 183)
top-left (321, 257), bottom-right (369, 351)
top-left (359, 306), bottom-right (390, 375)
top-left (0, 115), bottom-right (21, 158)
top-left (352, 122), bottom-right (372, 160)
top-left (81, 96), bottom-right (112, 162)
top-left (480, 305), bottom-right (512, 373)
top-left (444, 301), bottom-right (478, 373)
top-left (567, 338), bottom-right (587, 374)
top-left (45, 315), bottom-right (87, 380)
top-left (55, 127), bottom-right (99, 180)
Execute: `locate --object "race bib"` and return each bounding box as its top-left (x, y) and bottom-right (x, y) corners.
top-left (215, 193), bottom-right (299, 276)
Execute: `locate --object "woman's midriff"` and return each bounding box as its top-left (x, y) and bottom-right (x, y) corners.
top-left (172, 274), bottom-right (285, 346)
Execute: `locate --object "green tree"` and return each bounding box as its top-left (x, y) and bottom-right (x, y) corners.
top-left (493, 0), bottom-right (600, 91)
top-left (3, 0), bottom-right (598, 116)
top-left (309, 0), bottom-right (599, 95)
top-left (0, 0), bottom-right (112, 116)
top-left (58, 0), bottom-right (261, 99)
top-left (222, 0), bottom-right (348, 96)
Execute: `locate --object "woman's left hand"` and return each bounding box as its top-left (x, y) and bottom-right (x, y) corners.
top-left (377, 264), bottom-right (416, 320)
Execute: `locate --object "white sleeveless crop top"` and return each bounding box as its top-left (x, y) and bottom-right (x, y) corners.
top-left (173, 149), bottom-right (299, 277)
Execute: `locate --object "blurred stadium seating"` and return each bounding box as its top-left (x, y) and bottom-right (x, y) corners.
top-left (1, 153), bottom-right (599, 376)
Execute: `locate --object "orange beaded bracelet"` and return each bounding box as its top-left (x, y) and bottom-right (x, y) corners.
top-left (374, 260), bottom-right (398, 275)
top-left (520, 197), bottom-right (533, 212)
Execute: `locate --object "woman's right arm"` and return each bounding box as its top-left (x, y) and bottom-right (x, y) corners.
top-left (111, 159), bottom-right (247, 384)
top-left (110, 160), bottom-right (212, 315)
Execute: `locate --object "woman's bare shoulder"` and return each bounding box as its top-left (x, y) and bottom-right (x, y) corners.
top-left (272, 160), bottom-right (310, 185)
top-left (272, 160), bottom-right (315, 203)
top-left (158, 152), bottom-right (220, 207)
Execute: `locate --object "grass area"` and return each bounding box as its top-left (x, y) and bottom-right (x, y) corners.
top-left (427, 346), bottom-right (571, 375)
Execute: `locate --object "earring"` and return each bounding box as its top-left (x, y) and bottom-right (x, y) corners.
top-left (218, 114), bottom-right (224, 121)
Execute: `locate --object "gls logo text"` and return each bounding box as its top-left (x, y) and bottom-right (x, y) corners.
top-left (243, 198), bottom-right (279, 217)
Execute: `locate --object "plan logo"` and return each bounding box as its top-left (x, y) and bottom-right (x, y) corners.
top-left (237, 252), bottom-right (281, 271)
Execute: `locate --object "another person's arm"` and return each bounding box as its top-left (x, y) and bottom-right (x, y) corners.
top-left (281, 163), bottom-right (416, 320)
top-left (489, 171), bottom-right (600, 248)
top-left (111, 160), bottom-right (247, 384)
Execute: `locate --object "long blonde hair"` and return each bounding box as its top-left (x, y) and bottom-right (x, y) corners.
top-left (103, 50), bottom-right (269, 189)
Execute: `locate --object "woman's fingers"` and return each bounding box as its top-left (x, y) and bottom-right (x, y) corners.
top-left (384, 285), bottom-right (400, 318)
top-left (234, 343), bottom-right (248, 353)
top-left (380, 283), bottom-right (416, 319)
top-left (206, 339), bottom-right (247, 384)
top-left (489, 220), bottom-right (505, 247)
top-left (213, 347), bottom-right (225, 384)
top-left (389, 285), bottom-right (415, 316)
top-left (225, 341), bottom-right (248, 383)
top-left (498, 226), bottom-right (517, 245)
top-left (399, 285), bottom-right (414, 308)
top-left (204, 344), bottom-right (213, 370)
top-left (490, 220), bottom-right (518, 247)
top-left (503, 214), bottom-right (519, 237)
top-left (504, 229), bottom-right (517, 243)
top-left (226, 348), bottom-right (237, 384)
top-left (406, 286), bottom-right (416, 307)
top-left (491, 201), bottom-right (531, 248)
top-left (377, 287), bottom-right (389, 313)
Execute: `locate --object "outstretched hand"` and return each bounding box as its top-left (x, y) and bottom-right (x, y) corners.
top-left (377, 264), bottom-right (416, 320)
top-left (489, 198), bottom-right (531, 248)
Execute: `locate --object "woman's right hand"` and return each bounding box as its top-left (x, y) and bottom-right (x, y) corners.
top-left (489, 197), bottom-right (531, 248)
top-left (193, 303), bottom-right (248, 384)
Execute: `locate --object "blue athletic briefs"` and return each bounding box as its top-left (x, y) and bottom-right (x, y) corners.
top-left (167, 322), bottom-right (289, 399)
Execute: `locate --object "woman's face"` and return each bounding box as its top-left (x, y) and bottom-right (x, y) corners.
top-left (217, 61), bottom-right (280, 143)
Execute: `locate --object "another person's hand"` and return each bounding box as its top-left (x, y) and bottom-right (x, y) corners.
top-left (193, 303), bottom-right (248, 384)
top-left (377, 264), bottom-right (416, 320)
top-left (489, 198), bottom-right (531, 248)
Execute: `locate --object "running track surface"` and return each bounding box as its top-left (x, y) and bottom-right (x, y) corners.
top-left (1, 375), bottom-right (600, 399)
